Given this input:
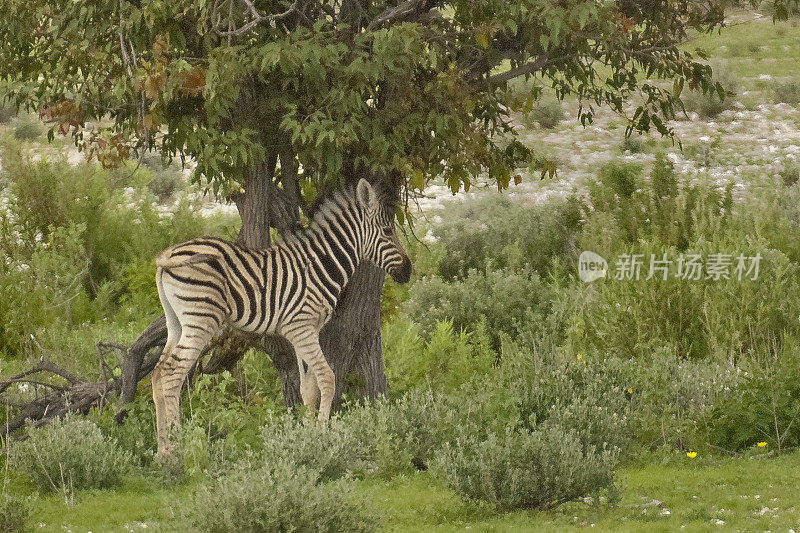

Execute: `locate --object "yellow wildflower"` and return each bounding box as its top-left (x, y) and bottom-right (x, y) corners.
top-left (626, 387), bottom-right (633, 395)
top-left (577, 353), bottom-right (583, 360)
top-left (757, 442), bottom-right (767, 448)
top-left (686, 452), bottom-right (697, 459)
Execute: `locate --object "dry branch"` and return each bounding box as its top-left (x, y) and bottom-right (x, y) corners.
top-left (0, 318), bottom-right (171, 436)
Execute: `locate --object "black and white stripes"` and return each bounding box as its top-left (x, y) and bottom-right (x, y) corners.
top-left (151, 178), bottom-right (411, 459)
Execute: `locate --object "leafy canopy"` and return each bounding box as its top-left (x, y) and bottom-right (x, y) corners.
top-left (0, 0), bottom-right (769, 199)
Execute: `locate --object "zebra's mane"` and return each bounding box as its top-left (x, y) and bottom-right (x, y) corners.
top-left (310, 187), bottom-right (357, 229)
top-left (285, 181), bottom-right (396, 245)
top-left (282, 186), bottom-right (357, 246)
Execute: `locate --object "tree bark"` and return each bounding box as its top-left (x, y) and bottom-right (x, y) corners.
top-left (115, 316), bottom-right (167, 423)
top-left (321, 262), bottom-right (387, 406)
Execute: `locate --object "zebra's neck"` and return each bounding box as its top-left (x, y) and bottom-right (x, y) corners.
top-left (286, 193), bottom-right (364, 300)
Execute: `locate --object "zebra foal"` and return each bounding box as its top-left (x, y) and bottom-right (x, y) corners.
top-left (152, 178), bottom-right (411, 459)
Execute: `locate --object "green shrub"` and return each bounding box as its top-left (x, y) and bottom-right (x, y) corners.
top-left (140, 152), bottom-right (186, 202)
top-left (188, 459), bottom-right (378, 533)
top-left (405, 267), bottom-right (552, 349)
top-left (780, 162), bottom-right (800, 187)
top-left (383, 318), bottom-right (494, 396)
top-left (363, 391), bottom-right (443, 471)
top-left (258, 413), bottom-right (371, 482)
top-left (620, 135), bottom-right (647, 154)
top-left (581, 159), bottom-right (657, 249)
top-left (428, 194), bottom-right (582, 281)
top-left (0, 493), bottom-right (29, 533)
top-left (0, 220), bottom-right (91, 354)
top-left (709, 344), bottom-right (800, 452)
top-left (499, 338), bottom-right (631, 451)
top-left (12, 416), bottom-right (133, 492)
top-left (94, 395), bottom-right (157, 468)
top-left (431, 424), bottom-right (618, 511)
top-left (581, 154), bottom-right (734, 252)
top-left (681, 64), bottom-right (737, 118)
top-left (774, 81), bottom-right (800, 106)
top-left (622, 349), bottom-right (739, 451)
top-left (572, 161), bottom-right (800, 363)
top-left (11, 115), bottom-right (44, 141)
top-left (0, 143), bottom-right (212, 351)
top-left (525, 97), bottom-right (564, 129)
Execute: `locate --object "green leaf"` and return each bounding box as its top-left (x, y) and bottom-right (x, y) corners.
top-left (673, 78), bottom-right (683, 99)
top-left (410, 169), bottom-right (425, 190)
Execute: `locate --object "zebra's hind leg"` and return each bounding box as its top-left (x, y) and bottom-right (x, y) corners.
top-left (155, 319), bottom-right (218, 460)
top-left (151, 362), bottom-right (170, 460)
top-left (154, 268), bottom-right (181, 462)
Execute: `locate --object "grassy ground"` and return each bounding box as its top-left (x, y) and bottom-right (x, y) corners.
top-left (690, 15), bottom-right (800, 82)
top-left (23, 450), bottom-right (800, 532)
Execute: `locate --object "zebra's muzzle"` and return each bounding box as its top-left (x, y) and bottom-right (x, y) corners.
top-left (391, 256), bottom-right (412, 284)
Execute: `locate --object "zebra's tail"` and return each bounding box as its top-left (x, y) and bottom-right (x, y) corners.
top-left (156, 251), bottom-right (219, 269)
top-left (156, 249), bottom-right (235, 308)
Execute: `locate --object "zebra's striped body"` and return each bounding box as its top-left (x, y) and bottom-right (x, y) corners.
top-left (152, 179), bottom-right (411, 459)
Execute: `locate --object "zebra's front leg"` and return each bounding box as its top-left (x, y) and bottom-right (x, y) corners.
top-left (286, 329), bottom-right (334, 421)
top-left (298, 362), bottom-right (320, 414)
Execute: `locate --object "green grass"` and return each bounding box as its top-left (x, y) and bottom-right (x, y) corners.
top-left (21, 476), bottom-right (193, 532)
top-left (689, 17), bottom-right (800, 85)
top-left (510, 14), bottom-right (800, 114)
top-left (17, 450), bottom-right (800, 532)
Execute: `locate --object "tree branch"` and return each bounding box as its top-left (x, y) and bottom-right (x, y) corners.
top-left (488, 54), bottom-right (549, 85)
top-left (366, 0), bottom-right (438, 31)
top-left (213, 0), bottom-right (299, 37)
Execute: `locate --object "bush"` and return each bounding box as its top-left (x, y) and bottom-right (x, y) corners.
top-left (431, 424), bottom-right (618, 511)
top-left (780, 161), bottom-right (800, 187)
top-left (620, 135), bottom-right (647, 154)
top-left (427, 193), bottom-right (582, 281)
top-left (258, 414), bottom-right (370, 482)
top-left (11, 115), bottom-right (44, 141)
top-left (363, 391), bottom-right (444, 471)
top-left (383, 318), bottom-right (494, 396)
top-left (499, 337), bottom-right (631, 451)
top-left (622, 349), bottom-right (740, 451)
top-left (0, 143), bottom-right (212, 352)
top-left (11, 416), bottom-right (133, 492)
top-left (681, 64), bottom-right (737, 118)
top-left (575, 161), bottom-right (800, 363)
top-left (139, 152), bottom-right (186, 202)
top-left (188, 459), bottom-right (378, 533)
top-left (405, 267), bottom-right (552, 349)
top-left (582, 159), bottom-right (648, 247)
top-left (709, 344), bottom-right (800, 452)
top-left (0, 494), bottom-right (29, 533)
top-left (774, 81), bottom-right (800, 106)
top-left (94, 395), bottom-right (157, 468)
top-left (526, 97), bottom-right (564, 129)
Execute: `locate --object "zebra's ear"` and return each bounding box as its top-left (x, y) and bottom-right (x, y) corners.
top-left (356, 178), bottom-right (377, 211)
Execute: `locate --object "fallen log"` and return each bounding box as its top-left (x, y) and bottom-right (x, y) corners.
top-left (0, 356), bottom-right (119, 438)
top-left (0, 317), bottom-right (168, 436)
top-left (0, 315), bottom-right (269, 435)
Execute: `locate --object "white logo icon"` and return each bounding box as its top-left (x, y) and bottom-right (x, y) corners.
top-left (578, 251), bottom-right (608, 283)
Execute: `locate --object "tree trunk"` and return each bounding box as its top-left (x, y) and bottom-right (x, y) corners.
top-left (321, 262), bottom-right (387, 406)
top-left (272, 261), bottom-right (387, 408)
